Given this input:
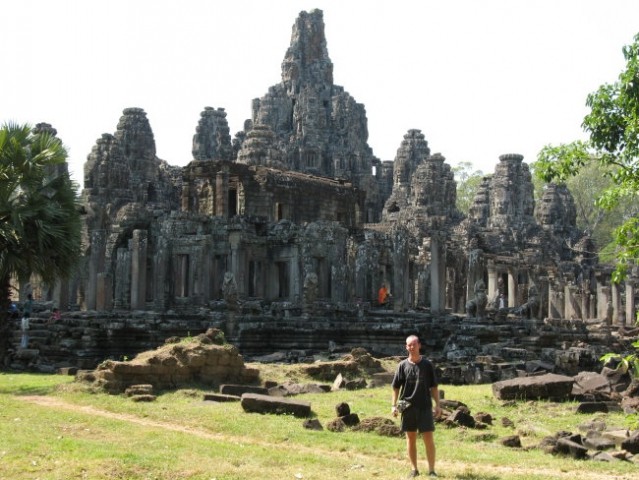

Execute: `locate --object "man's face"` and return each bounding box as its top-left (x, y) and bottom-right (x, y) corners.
top-left (406, 338), bottom-right (420, 354)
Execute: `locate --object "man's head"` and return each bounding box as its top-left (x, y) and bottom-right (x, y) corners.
top-left (405, 335), bottom-right (421, 355)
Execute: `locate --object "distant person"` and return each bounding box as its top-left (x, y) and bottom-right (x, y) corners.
top-left (378, 283), bottom-right (391, 306)
top-left (498, 293), bottom-right (506, 310)
top-left (48, 307), bottom-right (61, 324)
top-left (22, 293), bottom-right (33, 318)
top-left (20, 294), bottom-right (33, 349)
top-left (392, 334), bottom-right (441, 478)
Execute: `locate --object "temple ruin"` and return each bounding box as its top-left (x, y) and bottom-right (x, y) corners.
top-left (10, 9), bottom-right (639, 371)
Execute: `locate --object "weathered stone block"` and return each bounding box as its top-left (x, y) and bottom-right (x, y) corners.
top-left (556, 437), bottom-right (588, 459)
top-left (220, 384), bottom-right (268, 396)
top-left (240, 393), bottom-right (311, 417)
top-left (203, 393), bottom-right (241, 402)
top-left (492, 373), bottom-right (574, 401)
top-left (621, 431), bottom-right (639, 454)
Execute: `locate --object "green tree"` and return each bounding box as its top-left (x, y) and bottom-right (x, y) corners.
top-left (0, 122), bottom-right (82, 365)
top-left (453, 161), bottom-right (484, 215)
top-left (535, 32), bottom-right (639, 283)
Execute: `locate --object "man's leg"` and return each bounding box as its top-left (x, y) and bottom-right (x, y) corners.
top-left (422, 431), bottom-right (436, 473)
top-left (406, 431), bottom-right (418, 471)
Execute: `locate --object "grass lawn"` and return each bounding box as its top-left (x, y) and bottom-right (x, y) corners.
top-left (0, 371), bottom-right (637, 479)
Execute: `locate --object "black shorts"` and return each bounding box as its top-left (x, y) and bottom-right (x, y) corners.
top-left (401, 406), bottom-right (434, 433)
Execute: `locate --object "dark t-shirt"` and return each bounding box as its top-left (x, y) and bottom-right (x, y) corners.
top-left (391, 356), bottom-right (438, 411)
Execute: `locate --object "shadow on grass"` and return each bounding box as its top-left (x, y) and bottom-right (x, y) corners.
top-left (455, 472), bottom-right (500, 480)
top-left (0, 372), bottom-right (68, 396)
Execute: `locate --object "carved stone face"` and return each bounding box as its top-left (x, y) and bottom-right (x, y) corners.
top-left (493, 191), bottom-right (511, 215)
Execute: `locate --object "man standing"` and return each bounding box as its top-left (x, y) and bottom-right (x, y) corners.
top-left (392, 334), bottom-right (441, 478)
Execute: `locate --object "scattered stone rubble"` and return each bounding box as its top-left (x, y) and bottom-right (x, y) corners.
top-left (70, 335), bottom-right (639, 465)
top-left (75, 328), bottom-right (259, 394)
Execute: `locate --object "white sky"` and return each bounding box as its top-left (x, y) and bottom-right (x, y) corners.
top-left (3, 0), bottom-right (639, 186)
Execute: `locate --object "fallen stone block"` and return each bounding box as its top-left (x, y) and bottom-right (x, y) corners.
top-left (492, 373), bottom-right (574, 401)
top-left (621, 431), bottom-right (639, 454)
top-left (125, 384), bottom-right (154, 396)
top-left (556, 437), bottom-right (588, 459)
top-left (240, 393), bottom-right (311, 417)
top-left (369, 371), bottom-right (394, 387)
top-left (501, 435), bottom-right (521, 448)
top-left (219, 384), bottom-right (268, 396)
top-left (575, 402), bottom-right (609, 414)
top-left (303, 418), bottom-right (323, 430)
top-left (339, 413), bottom-right (360, 427)
top-left (131, 394), bottom-right (156, 402)
top-left (58, 366), bottom-right (79, 376)
top-left (203, 393), bottom-right (241, 402)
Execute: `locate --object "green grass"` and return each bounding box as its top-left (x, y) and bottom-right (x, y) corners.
top-left (0, 372), bottom-right (637, 479)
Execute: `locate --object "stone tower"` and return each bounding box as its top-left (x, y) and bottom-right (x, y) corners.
top-left (248, 10), bottom-right (379, 194)
top-left (487, 153), bottom-right (535, 229)
top-left (192, 107), bottom-right (233, 161)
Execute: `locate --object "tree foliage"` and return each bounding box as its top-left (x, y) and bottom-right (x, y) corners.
top-left (600, 339), bottom-right (639, 379)
top-left (535, 32), bottom-right (639, 283)
top-left (453, 161), bottom-right (484, 215)
top-left (0, 122), bottom-right (82, 364)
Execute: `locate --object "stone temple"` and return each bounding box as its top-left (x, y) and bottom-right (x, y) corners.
top-left (11, 10), bottom-right (639, 370)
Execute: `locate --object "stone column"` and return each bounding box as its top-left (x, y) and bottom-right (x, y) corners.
top-left (215, 169), bottom-right (229, 218)
top-left (51, 278), bottom-right (70, 311)
top-left (466, 249), bottom-right (484, 304)
top-left (564, 285), bottom-right (575, 319)
top-left (564, 285), bottom-right (581, 319)
top-left (430, 236), bottom-right (446, 313)
top-left (595, 272), bottom-right (606, 319)
top-left (130, 229), bottom-right (148, 310)
top-left (114, 247), bottom-right (131, 309)
top-left (86, 230), bottom-right (106, 310)
top-left (228, 228), bottom-right (242, 296)
top-left (153, 236), bottom-right (169, 311)
top-left (548, 283), bottom-right (562, 319)
top-left (598, 286), bottom-right (612, 323)
top-left (507, 269), bottom-right (517, 308)
top-left (611, 282), bottom-right (621, 325)
top-left (626, 279), bottom-right (636, 326)
top-left (289, 247), bottom-right (302, 303)
top-left (547, 282), bottom-right (555, 318)
top-left (200, 240), bottom-right (212, 303)
top-left (181, 183), bottom-right (190, 212)
top-left (487, 261), bottom-right (497, 302)
top-left (96, 273), bottom-right (112, 311)
top-left (581, 288), bottom-right (590, 320)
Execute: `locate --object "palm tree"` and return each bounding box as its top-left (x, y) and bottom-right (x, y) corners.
top-left (0, 122), bottom-right (82, 365)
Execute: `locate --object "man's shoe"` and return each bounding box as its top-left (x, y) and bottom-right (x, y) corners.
top-left (428, 472), bottom-right (437, 477)
top-left (407, 470), bottom-right (420, 478)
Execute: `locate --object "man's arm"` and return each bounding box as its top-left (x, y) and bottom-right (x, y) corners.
top-left (431, 386), bottom-right (441, 418)
top-left (391, 387), bottom-right (400, 416)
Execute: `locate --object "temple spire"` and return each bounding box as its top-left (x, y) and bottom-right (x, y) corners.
top-left (281, 9), bottom-right (334, 92)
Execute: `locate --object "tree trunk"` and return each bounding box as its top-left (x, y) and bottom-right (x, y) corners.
top-left (0, 277), bottom-right (13, 369)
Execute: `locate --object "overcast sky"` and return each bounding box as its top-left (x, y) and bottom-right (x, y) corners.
top-left (3, 0), bottom-right (639, 185)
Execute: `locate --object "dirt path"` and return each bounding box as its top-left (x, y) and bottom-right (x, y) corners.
top-left (22, 395), bottom-right (635, 480)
